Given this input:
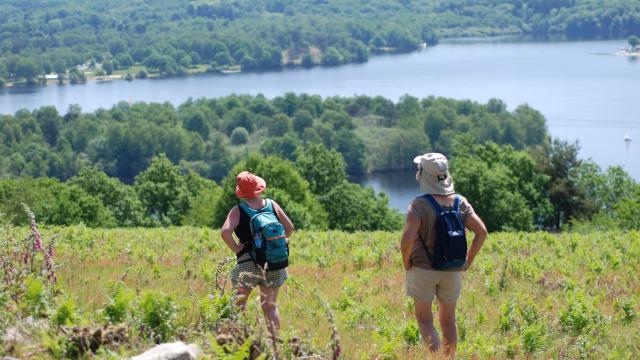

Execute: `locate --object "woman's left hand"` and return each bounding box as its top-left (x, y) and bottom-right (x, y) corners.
top-left (234, 243), bottom-right (245, 254)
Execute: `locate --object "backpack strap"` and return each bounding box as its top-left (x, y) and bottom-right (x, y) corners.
top-left (238, 200), bottom-right (273, 216)
top-left (421, 194), bottom-right (444, 215)
top-left (453, 195), bottom-right (461, 212)
top-left (238, 202), bottom-right (256, 217)
top-left (422, 194), bottom-right (461, 213)
top-left (263, 199), bottom-right (274, 214)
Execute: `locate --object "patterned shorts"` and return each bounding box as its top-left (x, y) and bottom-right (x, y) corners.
top-left (230, 253), bottom-right (288, 290)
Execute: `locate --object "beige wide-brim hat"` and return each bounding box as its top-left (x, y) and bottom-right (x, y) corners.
top-left (413, 153), bottom-right (455, 195)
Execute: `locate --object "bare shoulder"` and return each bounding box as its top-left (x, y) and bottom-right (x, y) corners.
top-left (270, 199), bottom-right (281, 209)
top-left (228, 205), bottom-right (240, 217)
top-left (270, 199), bottom-right (287, 214)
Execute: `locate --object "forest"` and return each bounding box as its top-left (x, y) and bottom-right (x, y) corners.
top-left (0, 95), bottom-right (638, 233)
top-left (1, 0), bottom-right (640, 84)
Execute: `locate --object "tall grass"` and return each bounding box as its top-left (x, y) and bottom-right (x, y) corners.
top-left (0, 222), bottom-right (638, 358)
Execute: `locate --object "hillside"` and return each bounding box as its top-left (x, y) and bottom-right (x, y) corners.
top-left (2, 224), bottom-right (638, 358)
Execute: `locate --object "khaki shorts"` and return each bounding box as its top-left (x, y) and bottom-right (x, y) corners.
top-left (406, 267), bottom-right (463, 304)
top-left (231, 253), bottom-right (288, 290)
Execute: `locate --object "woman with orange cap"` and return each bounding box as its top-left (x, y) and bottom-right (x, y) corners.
top-left (221, 171), bottom-right (294, 338)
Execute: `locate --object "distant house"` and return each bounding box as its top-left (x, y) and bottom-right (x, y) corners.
top-left (45, 74), bottom-right (58, 80)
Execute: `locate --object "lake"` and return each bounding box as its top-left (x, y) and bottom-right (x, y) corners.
top-left (1, 38), bottom-right (638, 210)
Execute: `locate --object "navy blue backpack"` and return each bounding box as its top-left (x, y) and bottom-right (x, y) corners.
top-left (421, 194), bottom-right (467, 269)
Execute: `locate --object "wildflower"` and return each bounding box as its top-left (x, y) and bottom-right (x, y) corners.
top-left (23, 204), bottom-right (42, 251)
top-left (30, 215), bottom-right (43, 251)
top-left (45, 239), bottom-right (56, 283)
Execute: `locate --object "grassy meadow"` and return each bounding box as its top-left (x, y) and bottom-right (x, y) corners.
top-left (1, 224), bottom-right (639, 359)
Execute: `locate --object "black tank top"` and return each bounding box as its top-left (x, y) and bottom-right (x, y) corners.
top-left (234, 206), bottom-right (253, 256)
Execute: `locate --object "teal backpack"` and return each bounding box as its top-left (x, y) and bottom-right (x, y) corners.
top-left (238, 199), bottom-right (289, 271)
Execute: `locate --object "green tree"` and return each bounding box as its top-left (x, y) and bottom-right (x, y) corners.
top-left (260, 133), bottom-right (301, 161)
top-left (533, 139), bottom-right (594, 230)
top-left (293, 109), bottom-right (314, 134)
top-left (294, 143), bottom-right (347, 194)
top-left (319, 181), bottom-right (402, 232)
top-left (322, 47), bottom-right (344, 66)
top-left (134, 154), bottom-right (193, 225)
top-left (102, 61), bottom-right (114, 75)
top-left (452, 143), bottom-right (552, 231)
top-left (628, 35), bottom-right (639, 50)
top-left (230, 127), bottom-right (249, 145)
top-left (35, 106), bottom-right (63, 146)
top-left (69, 167), bottom-right (146, 226)
top-left (16, 58), bottom-right (41, 84)
top-left (267, 113), bottom-right (292, 136)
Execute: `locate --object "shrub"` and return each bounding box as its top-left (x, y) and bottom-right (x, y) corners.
top-left (614, 297), bottom-right (636, 324)
top-left (24, 275), bottom-right (48, 318)
top-left (402, 322), bottom-right (420, 346)
top-left (560, 300), bottom-right (593, 335)
top-left (138, 291), bottom-right (177, 342)
top-left (52, 298), bottom-right (77, 326)
top-left (522, 322), bottom-right (545, 353)
top-left (198, 292), bottom-right (233, 330)
top-left (104, 282), bottom-right (134, 324)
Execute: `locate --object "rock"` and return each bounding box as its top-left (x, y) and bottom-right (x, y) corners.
top-left (2, 357), bottom-right (21, 360)
top-left (131, 342), bottom-right (200, 360)
top-left (2, 317), bottom-right (48, 344)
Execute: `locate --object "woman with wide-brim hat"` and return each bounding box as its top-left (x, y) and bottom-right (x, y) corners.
top-left (400, 153), bottom-right (488, 356)
top-left (221, 171), bottom-right (294, 338)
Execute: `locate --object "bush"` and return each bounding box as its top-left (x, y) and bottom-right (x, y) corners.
top-left (138, 291), bottom-right (177, 342)
top-left (0, 178), bottom-right (115, 227)
top-left (559, 299), bottom-right (595, 335)
top-left (24, 275), bottom-right (48, 318)
top-left (104, 282), bottom-right (134, 324)
top-left (402, 322), bottom-right (420, 345)
top-left (319, 181), bottom-right (402, 232)
top-left (230, 126), bottom-right (249, 145)
top-left (522, 323), bottom-right (545, 354)
top-left (52, 298), bottom-right (77, 326)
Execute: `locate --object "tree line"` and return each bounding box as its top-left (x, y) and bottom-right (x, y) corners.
top-left (0, 146), bottom-right (402, 233)
top-left (1, 94), bottom-right (637, 232)
top-left (1, 0), bottom-right (639, 84)
top-left (1, 140), bottom-right (637, 233)
top-left (0, 94), bottom-right (546, 181)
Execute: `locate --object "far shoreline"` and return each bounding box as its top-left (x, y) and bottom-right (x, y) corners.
top-left (3, 36), bottom-right (631, 92)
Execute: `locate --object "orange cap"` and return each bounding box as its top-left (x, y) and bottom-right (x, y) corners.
top-left (235, 171), bottom-right (266, 198)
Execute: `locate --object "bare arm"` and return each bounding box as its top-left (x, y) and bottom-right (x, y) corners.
top-left (272, 200), bottom-right (294, 238)
top-left (220, 206), bottom-right (244, 254)
top-left (464, 213), bottom-right (488, 270)
top-left (400, 213), bottom-right (421, 271)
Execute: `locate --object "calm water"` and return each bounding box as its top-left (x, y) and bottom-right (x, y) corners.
top-left (1, 39), bottom-right (638, 207)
